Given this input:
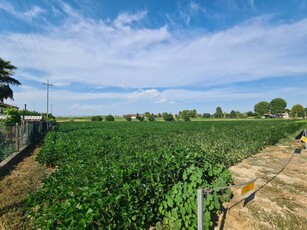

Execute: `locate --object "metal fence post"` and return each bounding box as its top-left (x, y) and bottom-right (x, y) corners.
top-left (26, 122), bottom-right (29, 145)
top-left (15, 123), bottom-right (19, 151)
top-left (198, 189), bottom-right (204, 230)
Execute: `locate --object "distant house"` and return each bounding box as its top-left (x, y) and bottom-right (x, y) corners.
top-left (0, 102), bottom-right (19, 114)
top-left (129, 114), bottom-right (144, 119)
top-left (263, 112), bottom-right (289, 119)
top-left (282, 112), bottom-right (289, 119)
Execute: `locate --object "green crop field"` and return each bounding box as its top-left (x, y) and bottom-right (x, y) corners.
top-left (26, 120), bottom-right (303, 229)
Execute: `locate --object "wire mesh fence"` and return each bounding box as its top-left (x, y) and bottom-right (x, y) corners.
top-left (0, 121), bottom-right (52, 162)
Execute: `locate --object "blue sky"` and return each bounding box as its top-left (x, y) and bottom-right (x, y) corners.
top-left (1, 0), bottom-right (307, 116)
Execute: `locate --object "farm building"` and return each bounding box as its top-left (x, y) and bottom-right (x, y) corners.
top-left (129, 114), bottom-right (144, 119)
top-left (263, 112), bottom-right (290, 119)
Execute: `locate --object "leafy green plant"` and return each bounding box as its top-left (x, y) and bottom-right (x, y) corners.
top-left (1, 108), bottom-right (21, 127)
top-left (28, 120), bottom-right (303, 229)
top-left (158, 164), bottom-right (232, 229)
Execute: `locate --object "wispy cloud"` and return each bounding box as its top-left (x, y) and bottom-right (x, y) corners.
top-left (0, 2), bottom-right (45, 20)
top-left (178, 1), bottom-right (207, 25)
top-left (3, 12), bottom-right (307, 89)
top-left (1, 1), bottom-right (307, 115)
top-left (128, 89), bottom-right (160, 100)
top-left (114, 11), bottom-right (147, 27)
top-left (9, 83), bottom-right (306, 116)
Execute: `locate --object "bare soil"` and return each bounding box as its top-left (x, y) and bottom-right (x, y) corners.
top-left (216, 140), bottom-right (307, 230)
top-left (0, 146), bottom-right (53, 230)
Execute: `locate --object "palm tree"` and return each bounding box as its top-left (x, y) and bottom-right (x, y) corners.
top-left (0, 57), bottom-right (21, 102)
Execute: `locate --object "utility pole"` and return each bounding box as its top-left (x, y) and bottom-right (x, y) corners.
top-left (43, 80), bottom-right (53, 120)
top-left (51, 104), bottom-right (53, 115)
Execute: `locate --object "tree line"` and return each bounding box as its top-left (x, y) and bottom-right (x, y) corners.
top-left (254, 98), bottom-right (306, 118)
top-left (118, 97), bottom-right (306, 122)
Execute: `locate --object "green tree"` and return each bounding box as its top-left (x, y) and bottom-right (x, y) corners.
top-left (192, 109), bottom-right (197, 118)
top-left (105, 115), bottom-right (115, 121)
top-left (18, 109), bottom-right (41, 116)
top-left (202, 113), bottom-right (211, 118)
top-left (148, 114), bottom-right (155, 121)
top-left (0, 58), bottom-right (21, 102)
top-left (136, 114), bottom-right (144, 121)
top-left (179, 109), bottom-right (197, 120)
top-left (91, 116), bottom-right (102, 121)
top-left (162, 112), bottom-right (174, 121)
top-left (182, 114), bottom-right (190, 121)
top-left (144, 112), bottom-right (150, 118)
top-left (236, 111), bottom-right (245, 118)
top-left (246, 111), bottom-right (256, 117)
top-left (123, 115), bottom-right (132, 121)
top-left (214, 107), bottom-right (223, 118)
top-left (254, 101), bottom-right (269, 116)
top-left (179, 110), bottom-right (191, 121)
top-left (1, 108), bottom-right (21, 126)
top-left (270, 98), bottom-right (287, 114)
top-left (230, 110), bottom-right (237, 118)
top-left (291, 104), bottom-right (304, 118)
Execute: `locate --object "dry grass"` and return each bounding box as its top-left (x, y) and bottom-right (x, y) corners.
top-left (0, 146), bottom-right (53, 230)
top-left (217, 137), bottom-right (307, 230)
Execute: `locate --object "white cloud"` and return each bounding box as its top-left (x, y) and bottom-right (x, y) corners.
top-left (114, 11), bottom-right (147, 27)
top-left (128, 89), bottom-right (160, 100)
top-left (8, 84), bottom-right (306, 116)
top-left (2, 1), bottom-right (307, 115)
top-left (24, 6), bottom-right (45, 18)
top-left (177, 1), bottom-right (207, 25)
top-left (2, 3), bottom-right (307, 90)
top-left (155, 98), bottom-right (166, 104)
top-left (0, 2), bottom-right (45, 20)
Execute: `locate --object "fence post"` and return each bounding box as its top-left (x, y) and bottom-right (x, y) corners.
top-left (40, 122), bottom-right (42, 134)
top-left (15, 123), bottom-right (19, 151)
top-left (198, 189), bottom-right (204, 230)
top-left (10, 126), bottom-right (13, 143)
top-left (26, 122), bottom-right (29, 145)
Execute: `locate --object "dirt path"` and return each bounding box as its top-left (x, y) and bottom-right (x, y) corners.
top-left (216, 140), bottom-right (307, 230)
top-left (0, 146), bottom-right (52, 230)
